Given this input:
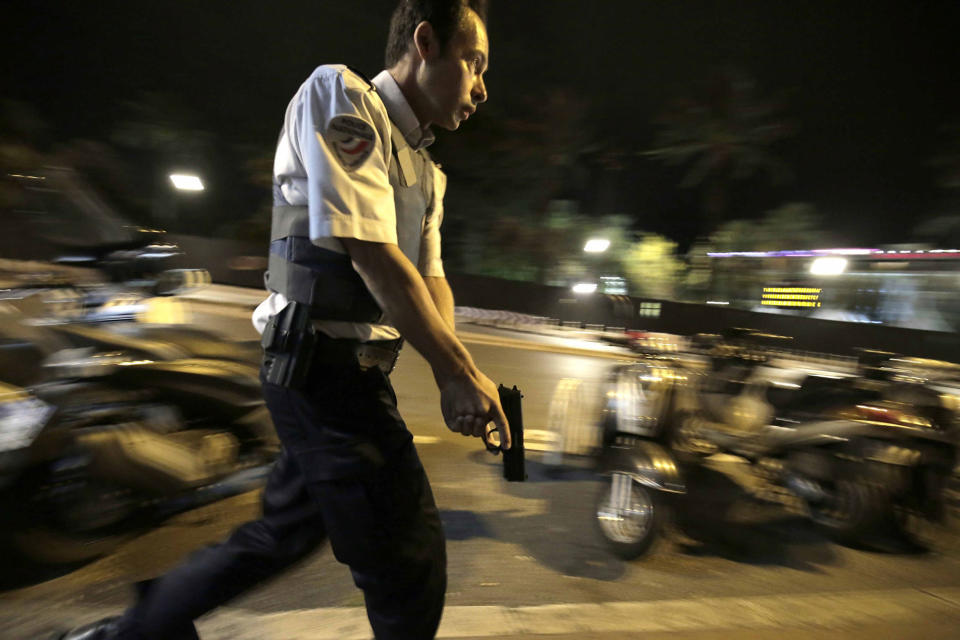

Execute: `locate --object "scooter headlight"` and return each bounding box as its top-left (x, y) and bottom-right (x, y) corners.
top-left (0, 396), bottom-right (56, 452)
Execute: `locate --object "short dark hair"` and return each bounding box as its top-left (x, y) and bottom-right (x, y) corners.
top-left (385, 0), bottom-right (488, 68)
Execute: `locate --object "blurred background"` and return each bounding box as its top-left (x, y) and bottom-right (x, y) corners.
top-left (3, 0), bottom-right (960, 335)
top-left (4, 3), bottom-right (960, 639)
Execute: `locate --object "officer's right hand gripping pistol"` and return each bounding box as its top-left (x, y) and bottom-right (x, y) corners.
top-left (485, 385), bottom-right (526, 482)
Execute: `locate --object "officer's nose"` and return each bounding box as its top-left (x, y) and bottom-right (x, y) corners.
top-left (472, 76), bottom-right (488, 104)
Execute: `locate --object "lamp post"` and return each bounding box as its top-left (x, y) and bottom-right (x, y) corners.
top-left (583, 238), bottom-right (610, 253)
top-left (169, 173), bottom-right (205, 191)
top-left (576, 237), bottom-right (611, 294)
top-left (809, 256), bottom-right (847, 276)
top-left (572, 282), bottom-right (597, 294)
top-left (162, 173), bottom-right (205, 229)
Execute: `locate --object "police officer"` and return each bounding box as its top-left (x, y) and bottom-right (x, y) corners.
top-left (56, 1), bottom-right (504, 639)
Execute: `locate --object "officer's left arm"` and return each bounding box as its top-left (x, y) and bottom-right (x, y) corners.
top-left (424, 276), bottom-right (455, 331)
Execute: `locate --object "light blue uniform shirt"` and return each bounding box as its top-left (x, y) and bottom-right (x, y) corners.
top-left (253, 65), bottom-right (446, 340)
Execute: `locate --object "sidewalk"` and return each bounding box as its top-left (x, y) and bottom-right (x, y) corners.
top-left (177, 284), bottom-right (634, 343)
top-left (177, 283), bottom-right (268, 309)
top-left (9, 588), bottom-right (960, 639)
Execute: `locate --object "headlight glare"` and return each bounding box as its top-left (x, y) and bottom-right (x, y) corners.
top-left (0, 397), bottom-right (56, 452)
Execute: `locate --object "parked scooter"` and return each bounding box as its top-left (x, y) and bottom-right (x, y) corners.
top-left (586, 330), bottom-right (958, 559)
top-left (0, 299), bottom-right (275, 565)
top-left (0, 167), bottom-right (280, 564)
top-left (590, 358), bottom-right (686, 558)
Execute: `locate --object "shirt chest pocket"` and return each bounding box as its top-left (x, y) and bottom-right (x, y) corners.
top-left (389, 146), bottom-right (433, 265)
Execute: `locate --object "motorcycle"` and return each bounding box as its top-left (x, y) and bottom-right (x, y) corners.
top-left (574, 329), bottom-right (959, 559)
top-left (545, 335), bottom-right (687, 559)
top-left (0, 304), bottom-right (277, 564)
top-left (0, 167), bottom-right (281, 564)
top-left (590, 355), bottom-right (686, 559)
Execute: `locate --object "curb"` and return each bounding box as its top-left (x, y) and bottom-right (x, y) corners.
top-left (179, 285), bottom-right (630, 341)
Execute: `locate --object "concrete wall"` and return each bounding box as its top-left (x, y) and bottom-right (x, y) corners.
top-left (167, 234), bottom-right (267, 289)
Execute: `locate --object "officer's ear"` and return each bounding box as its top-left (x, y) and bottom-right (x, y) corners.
top-left (413, 21), bottom-right (440, 62)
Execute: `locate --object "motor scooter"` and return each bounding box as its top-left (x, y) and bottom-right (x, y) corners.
top-left (0, 298), bottom-right (276, 565)
top-left (552, 330), bottom-right (959, 559)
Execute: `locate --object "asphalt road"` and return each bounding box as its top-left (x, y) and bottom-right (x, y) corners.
top-left (3, 300), bottom-right (960, 639)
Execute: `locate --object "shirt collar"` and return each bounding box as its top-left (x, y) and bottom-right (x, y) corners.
top-left (371, 70), bottom-right (435, 150)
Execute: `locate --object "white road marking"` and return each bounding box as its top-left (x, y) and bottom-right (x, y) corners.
top-left (194, 587), bottom-right (960, 638)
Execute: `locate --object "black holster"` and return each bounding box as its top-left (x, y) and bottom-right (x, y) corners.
top-left (261, 302), bottom-right (317, 389)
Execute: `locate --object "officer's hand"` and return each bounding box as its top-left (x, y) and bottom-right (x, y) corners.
top-left (439, 370), bottom-right (511, 451)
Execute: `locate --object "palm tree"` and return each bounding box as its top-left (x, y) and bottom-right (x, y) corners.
top-left (437, 88), bottom-right (600, 280)
top-left (930, 122), bottom-right (960, 191)
top-left (915, 122), bottom-right (960, 247)
top-left (644, 68), bottom-right (795, 230)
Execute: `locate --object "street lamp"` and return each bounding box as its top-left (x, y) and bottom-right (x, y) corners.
top-left (584, 238), bottom-right (610, 253)
top-left (572, 282), bottom-right (597, 294)
top-left (169, 173), bottom-right (205, 191)
top-left (161, 173), bottom-right (205, 228)
top-left (809, 257), bottom-right (847, 276)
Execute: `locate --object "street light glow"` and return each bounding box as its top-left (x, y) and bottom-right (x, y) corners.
top-left (809, 257), bottom-right (848, 275)
top-left (169, 174), bottom-right (205, 191)
top-left (583, 238), bottom-right (610, 253)
top-left (572, 282), bottom-right (597, 294)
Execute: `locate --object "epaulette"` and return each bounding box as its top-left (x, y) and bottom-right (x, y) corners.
top-left (345, 66), bottom-right (375, 91)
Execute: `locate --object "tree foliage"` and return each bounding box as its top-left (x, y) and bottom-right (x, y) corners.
top-left (690, 202), bottom-right (833, 304)
top-left (468, 198), bottom-right (635, 284)
top-left (914, 214), bottom-right (960, 247)
top-left (623, 233), bottom-right (686, 300)
top-left (434, 88), bottom-right (608, 277)
top-left (708, 202), bottom-right (828, 252)
top-left (644, 68), bottom-right (795, 228)
top-left (931, 122), bottom-right (960, 191)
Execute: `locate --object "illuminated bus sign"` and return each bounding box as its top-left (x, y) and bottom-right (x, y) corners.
top-left (762, 286), bottom-right (822, 308)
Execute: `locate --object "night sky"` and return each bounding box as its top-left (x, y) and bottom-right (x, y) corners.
top-left (4, 1), bottom-right (960, 248)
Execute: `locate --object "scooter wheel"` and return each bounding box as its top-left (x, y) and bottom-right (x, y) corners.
top-left (7, 476), bottom-right (136, 565)
top-left (594, 472), bottom-right (663, 559)
top-left (807, 480), bottom-right (887, 544)
top-left (893, 505), bottom-right (945, 552)
top-left (891, 467), bottom-right (955, 553)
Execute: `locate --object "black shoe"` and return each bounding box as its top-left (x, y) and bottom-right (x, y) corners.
top-left (51, 616), bottom-right (122, 640)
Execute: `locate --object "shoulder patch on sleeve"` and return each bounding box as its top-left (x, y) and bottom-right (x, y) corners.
top-left (324, 114), bottom-right (376, 171)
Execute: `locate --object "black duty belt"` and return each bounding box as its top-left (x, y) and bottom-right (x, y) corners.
top-left (261, 301), bottom-right (402, 387)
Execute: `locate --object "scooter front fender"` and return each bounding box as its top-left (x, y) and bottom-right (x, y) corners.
top-left (598, 439), bottom-right (685, 494)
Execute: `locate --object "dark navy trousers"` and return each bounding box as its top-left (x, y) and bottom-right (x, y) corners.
top-left (116, 359), bottom-right (447, 640)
